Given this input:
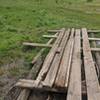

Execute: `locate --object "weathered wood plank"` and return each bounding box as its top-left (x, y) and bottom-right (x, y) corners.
top-left (48, 30), bottom-right (61, 33)
top-left (88, 37), bottom-right (100, 41)
top-left (91, 33), bottom-right (100, 82)
top-left (23, 42), bottom-right (52, 48)
top-left (43, 29), bottom-right (70, 87)
top-left (88, 30), bottom-right (100, 33)
top-left (64, 29), bottom-right (75, 88)
top-left (91, 48), bottom-right (100, 52)
top-left (15, 79), bottom-right (67, 93)
top-left (81, 47), bottom-right (100, 52)
top-left (67, 29), bottom-right (81, 100)
top-left (35, 28), bottom-right (65, 86)
top-left (43, 35), bottom-right (57, 38)
top-left (82, 28), bottom-right (100, 100)
top-left (54, 28), bottom-right (74, 88)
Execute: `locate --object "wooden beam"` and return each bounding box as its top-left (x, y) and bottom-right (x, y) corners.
top-left (91, 48), bottom-right (100, 52)
top-left (65, 29), bottom-right (75, 87)
top-left (23, 42), bottom-right (52, 48)
top-left (81, 37), bottom-right (100, 41)
top-left (88, 30), bottom-right (100, 33)
top-left (88, 37), bottom-right (100, 41)
top-left (43, 35), bottom-right (57, 38)
top-left (48, 30), bottom-right (61, 33)
top-left (15, 79), bottom-right (67, 93)
top-left (81, 48), bottom-right (100, 52)
top-left (54, 28), bottom-right (74, 88)
top-left (82, 28), bottom-right (100, 100)
top-left (67, 29), bottom-right (81, 100)
top-left (91, 33), bottom-right (100, 82)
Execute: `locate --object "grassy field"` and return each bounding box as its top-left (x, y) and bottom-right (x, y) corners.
top-left (0, 0), bottom-right (100, 64)
top-left (0, 0), bottom-right (100, 99)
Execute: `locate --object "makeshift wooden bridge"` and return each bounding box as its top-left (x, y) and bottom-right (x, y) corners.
top-left (5, 28), bottom-right (100, 100)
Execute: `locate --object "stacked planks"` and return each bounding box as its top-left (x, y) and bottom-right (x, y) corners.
top-left (6, 28), bottom-right (100, 100)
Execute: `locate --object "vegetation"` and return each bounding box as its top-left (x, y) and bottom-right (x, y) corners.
top-left (87, 0), bottom-right (93, 2)
top-left (0, 0), bottom-right (100, 65)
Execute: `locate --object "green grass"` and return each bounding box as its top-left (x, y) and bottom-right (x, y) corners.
top-left (0, 0), bottom-right (100, 65)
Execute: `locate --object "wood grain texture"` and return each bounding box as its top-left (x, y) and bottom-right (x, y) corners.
top-left (54, 28), bottom-right (74, 88)
top-left (43, 29), bottom-right (70, 87)
top-left (67, 29), bottom-right (81, 100)
top-left (82, 28), bottom-right (100, 100)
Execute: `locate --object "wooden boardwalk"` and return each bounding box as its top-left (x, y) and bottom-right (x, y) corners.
top-left (5, 28), bottom-right (100, 100)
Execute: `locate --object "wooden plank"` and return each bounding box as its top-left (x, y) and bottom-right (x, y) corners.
top-left (43, 35), bottom-right (57, 38)
top-left (81, 37), bottom-right (100, 41)
top-left (48, 30), bottom-right (61, 33)
top-left (35, 28), bottom-right (65, 86)
top-left (15, 79), bottom-right (67, 93)
top-left (23, 42), bottom-right (52, 48)
top-left (17, 90), bottom-right (30, 100)
top-left (91, 48), bottom-right (100, 52)
top-left (82, 28), bottom-right (100, 100)
top-left (91, 33), bottom-right (100, 82)
top-left (88, 37), bottom-right (100, 41)
top-left (88, 30), bottom-right (100, 33)
top-left (31, 32), bottom-right (59, 64)
top-left (81, 48), bottom-right (100, 52)
top-left (54, 28), bottom-right (74, 88)
top-left (64, 29), bottom-right (75, 88)
top-left (43, 29), bottom-right (70, 87)
top-left (67, 29), bottom-right (81, 100)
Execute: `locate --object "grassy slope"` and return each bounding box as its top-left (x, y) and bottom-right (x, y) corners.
top-left (0, 0), bottom-right (100, 70)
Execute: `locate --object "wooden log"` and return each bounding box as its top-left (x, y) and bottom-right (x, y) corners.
top-left (43, 29), bottom-right (70, 87)
top-left (35, 28), bottom-right (65, 86)
top-left (43, 35), bottom-right (57, 38)
top-left (82, 28), bottom-right (100, 100)
top-left (23, 42), bottom-right (52, 48)
top-left (54, 28), bottom-right (74, 88)
top-left (67, 29), bottom-right (81, 100)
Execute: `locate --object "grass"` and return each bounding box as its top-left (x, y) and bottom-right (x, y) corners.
top-left (0, 0), bottom-right (100, 73)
